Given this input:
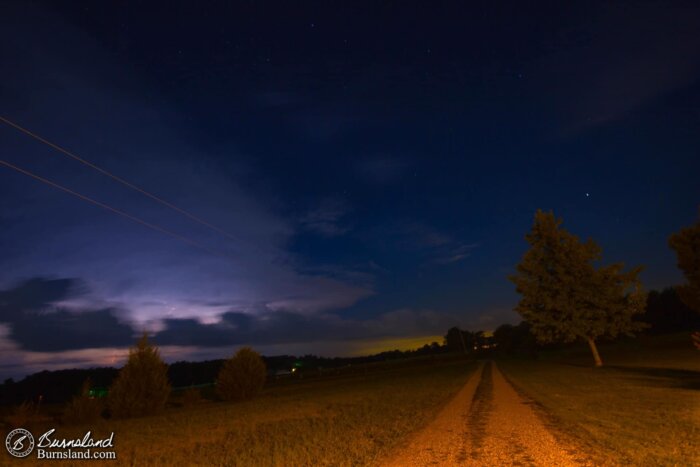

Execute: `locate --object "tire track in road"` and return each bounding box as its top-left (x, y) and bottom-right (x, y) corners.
top-left (380, 362), bottom-right (484, 467)
top-left (465, 361), bottom-right (588, 466)
top-left (465, 361), bottom-right (493, 462)
top-left (380, 361), bottom-right (591, 466)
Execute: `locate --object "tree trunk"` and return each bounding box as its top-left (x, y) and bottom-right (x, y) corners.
top-left (458, 330), bottom-right (468, 355)
top-left (587, 338), bottom-right (603, 367)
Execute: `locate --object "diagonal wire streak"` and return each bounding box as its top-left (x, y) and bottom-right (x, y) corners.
top-left (0, 115), bottom-right (237, 241)
top-left (0, 159), bottom-right (234, 261)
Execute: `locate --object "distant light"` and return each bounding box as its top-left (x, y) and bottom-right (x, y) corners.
top-left (586, 193), bottom-right (590, 197)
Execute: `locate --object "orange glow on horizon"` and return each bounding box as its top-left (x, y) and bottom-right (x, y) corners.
top-left (352, 335), bottom-right (444, 356)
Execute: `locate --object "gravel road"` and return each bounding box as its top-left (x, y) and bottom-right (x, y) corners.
top-left (381, 361), bottom-right (591, 466)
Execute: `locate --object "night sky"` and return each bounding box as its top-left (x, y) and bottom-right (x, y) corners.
top-left (1, 1), bottom-right (699, 379)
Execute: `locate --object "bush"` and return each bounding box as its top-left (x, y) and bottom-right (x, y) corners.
top-left (63, 379), bottom-right (103, 425)
top-left (108, 334), bottom-right (171, 418)
top-left (216, 347), bottom-right (266, 401)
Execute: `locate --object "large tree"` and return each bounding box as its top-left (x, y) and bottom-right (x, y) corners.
top-left (668, 211), bottom-right (700, 314)
top-left (443, 326), bottom-right (475, 354)
top-left (669, 210), bottom-right (700, 350)
top-left (509, 210), bottom-right (646, 366)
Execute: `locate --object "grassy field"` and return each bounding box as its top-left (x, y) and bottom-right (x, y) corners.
top-left (499, 333), bottom-right (700, 466)
top-left (11, 357), bottom-right (475, 466)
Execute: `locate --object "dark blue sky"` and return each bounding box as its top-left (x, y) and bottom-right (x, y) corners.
top-left (1, 1), bottom-right (699, 377)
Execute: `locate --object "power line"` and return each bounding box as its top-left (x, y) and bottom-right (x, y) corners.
top-left (0, 115), bottom-right (237, 241)
top-left (0, 159), bottom-right (234, 261)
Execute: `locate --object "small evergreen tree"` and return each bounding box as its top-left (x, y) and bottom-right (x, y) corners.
top-left (216, 347), bottom-right (266, 401)
top-left (668, 210), bottom-right (700, 314)
top-left (108, 334), bottom-right (170, 418)
top-left (509, 210), bottom-right (646, 366)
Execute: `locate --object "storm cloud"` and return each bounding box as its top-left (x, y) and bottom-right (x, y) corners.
top-left (0, 277), bottom-right (457, 356)
top-left (0, 278), bottom-right (134, 352)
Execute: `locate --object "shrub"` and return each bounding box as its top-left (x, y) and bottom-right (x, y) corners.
top-left (108, 334), bottom-right (171, 418)
top-left (216, 347), bottom-right (266, 401)
top-left (63, 379), bottom-right (103, 425)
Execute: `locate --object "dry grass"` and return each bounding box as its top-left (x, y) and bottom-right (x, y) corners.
top-left (14, 357), bottom-right (475, 466)
top-left (499, 334), bottom-right (700, 466)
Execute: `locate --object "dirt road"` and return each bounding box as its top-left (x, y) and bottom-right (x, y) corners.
top-left (381, 361), bottom-right (590, 466)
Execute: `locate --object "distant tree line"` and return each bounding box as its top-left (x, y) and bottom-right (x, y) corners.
top-left (443, 328), bottom-right (496, 354)
top-left (642, 287), bottom-right (700, 334)
top-left (443, 284), bottom-right (700, 360)
top-left (0, 339), bottom-right (449, 407)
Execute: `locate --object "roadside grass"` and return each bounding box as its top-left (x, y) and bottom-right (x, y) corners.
top-left (499, 333), bottom-right (700, 466)
top-left (15, 357), bottom-right (475, 466)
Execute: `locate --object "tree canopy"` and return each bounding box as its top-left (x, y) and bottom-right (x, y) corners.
top-left (509, 210), bottom-right (646, 366)
top-left (668, 211), bottom-right (700, 314)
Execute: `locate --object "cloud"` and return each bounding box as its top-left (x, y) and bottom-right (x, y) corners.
top-left (0, 277), bottom-right (455, 352)
top-left (374, 222), bottom-right (478, 265)
top-left (11, 307), bottom-right (134, 352)
top-left (154, 307), bottom-right (459, 349)
top-left (0, 276), bottom-right (466, 380)
top-left (299, 198), bottom-right (350, 237)
top-left (0, 277), bottom-right (80, 312)
top-left (434, 243), bottom-right (480, 264)
top-left (0, 278), bottom-right (135, 352)
top-left (381, 222), bottom-right (450, 248)
top-left (363, 309), bottom-right (460, 336)
top-left (467, 308), bottom-right (520, 332)
top-left (0, 275), bottom-right (377, 353)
